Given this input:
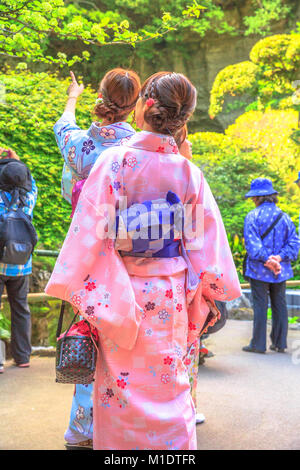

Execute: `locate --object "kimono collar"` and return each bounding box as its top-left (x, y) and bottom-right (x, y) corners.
top-left (87, 121), bottom-right (135, 142)
top-left (126, 130), bottom-right (179, 155)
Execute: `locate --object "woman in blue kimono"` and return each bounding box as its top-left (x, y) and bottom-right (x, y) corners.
top-left (54, 69), bottom-right (141, 450)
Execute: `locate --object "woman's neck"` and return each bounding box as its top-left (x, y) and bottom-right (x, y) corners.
top-left (141, 122), bottom-right (156, 133)
top-left (101, 119), bottom-right (114, 127)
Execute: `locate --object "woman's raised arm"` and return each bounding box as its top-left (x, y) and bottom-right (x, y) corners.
top-left (64, 71), bottom-right (85, 115)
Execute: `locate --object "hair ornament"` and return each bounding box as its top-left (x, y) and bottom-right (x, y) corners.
top-left (95, 92), bottom-right (103, 105)
top-left (146, 98), bottom-right (155, 107)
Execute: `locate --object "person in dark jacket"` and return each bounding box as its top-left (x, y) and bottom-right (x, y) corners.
top-left (0, 147), bottom-right (37, 372)
top-left (243, 178), bottom-right (300, 354)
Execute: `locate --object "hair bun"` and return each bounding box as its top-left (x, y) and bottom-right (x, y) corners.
top-left (141, 72), bottom-right (196, 136)
top-left (94, 68), bottom-right (141, 123)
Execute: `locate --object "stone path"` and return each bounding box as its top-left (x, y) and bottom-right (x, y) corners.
top-left (1, 319), bottom-right (300, 450)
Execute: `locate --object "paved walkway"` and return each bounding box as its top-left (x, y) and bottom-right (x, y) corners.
top-left (1, 320), bottom-right (300, 450)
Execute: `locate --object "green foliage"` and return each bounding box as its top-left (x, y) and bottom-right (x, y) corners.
top-left (209, 61), bottom-right (258, 118)
top-left (0, 312), bottom-right (10, 340)
top-left (209, 33), bottom-right (300, 118)
top-left (243, 0), bottom-right (292, 36)
top-left (1, 1), bottom-right (296, 71)
top-left (190, 108), bottom-right (300, 279)
top-left (0, 67), bottom-right (97, 249)
top-left (190, 131), bottom-right (282, 235)
top-left (0, 0), bottom-right (204, 66)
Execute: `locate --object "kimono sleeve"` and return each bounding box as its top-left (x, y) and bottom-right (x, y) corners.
top-left (45, 152), bottom-right (142, 351)
top-left (53, 111), bottom-right (85, 179)
top-left (183, 164), bottom-right (241, 341)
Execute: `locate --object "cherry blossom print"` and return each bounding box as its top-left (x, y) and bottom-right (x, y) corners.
top-left (64, 132), bottom-right (71, 145)
top-left (176, 303), bottom-right (183, 312)
top-left (100, 127), bottom-right (116, 140)
top-left (127, 156), bottom-right (137, 168)
top-left (188, 321), bottom-right (197, 331)
top-left (145, 301), bottom-right (155, 311)
top-left (112, 161), bottom-right (121, 173)
top-left (113, 181), bottom-right (122, 191)
top-left (85, 305), bottom-right (95, 316)
top-left (164, 356), bottom-right (173, 366)
top-left (161, 374), bottom-right (170, 384)
top-left (100, 393), bottom-right (110, 407)
top-left (68, 145), bottom-right (76, 162)
top-left (209, 283), bottom-right (225, 295)
top-left (116, 378), bottom-right (127, 389)
top-left (72, 295), bottom-right (82, 306)
top-left (158, 309), bottom-right (171, 324)
top-left (145, 328), bottom-right (153, 336)
top-left (85, 280), bottom-right (96, 291)
top-left (165, 289), bottom-right (173, 299)
top-left (176, 284), bottom-right (184, 295)
top-left (82, 139), bottom-right (96, 155)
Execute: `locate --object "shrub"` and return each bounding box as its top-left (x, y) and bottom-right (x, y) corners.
top-left (190, 113), bottom-right (300, 280)
top-left (226, 109), bottom-right (300, 226)
top-left (0, 67), bottom-right (97, 249)
top-left (209, 33), bottom-right (300, 119)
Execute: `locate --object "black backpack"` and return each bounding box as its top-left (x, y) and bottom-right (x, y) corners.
top-left (0, 161), bottom-right (38, 265)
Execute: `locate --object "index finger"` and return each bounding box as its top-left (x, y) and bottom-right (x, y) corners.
top-left (70, 71), bottom-right (78, 84)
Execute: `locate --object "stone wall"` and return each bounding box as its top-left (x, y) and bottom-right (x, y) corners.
top-left (132, 1), bottom-right (300, 133)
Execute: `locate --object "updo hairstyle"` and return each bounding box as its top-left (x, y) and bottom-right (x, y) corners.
top-left (94, 68), bottom-right (141, 124)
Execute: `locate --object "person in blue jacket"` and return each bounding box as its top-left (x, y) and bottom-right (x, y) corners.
top-left (243, 178), bottom-right (300, 354)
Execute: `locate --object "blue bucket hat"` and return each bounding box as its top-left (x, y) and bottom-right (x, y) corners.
top-left (294, 171), bottom-right (300, 183)
top-left (245, 178), bottom-right (278, 198)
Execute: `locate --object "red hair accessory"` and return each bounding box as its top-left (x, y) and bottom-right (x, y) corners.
top-left (95, 92), bottom-right (103, 105)
top-left (146, 98), bottom-right (155, 107)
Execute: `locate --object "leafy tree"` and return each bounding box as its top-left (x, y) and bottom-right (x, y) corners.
top-left (209, 33), bottom-right (300, 119)
top-left (0, 0), bottom-right (204, 66)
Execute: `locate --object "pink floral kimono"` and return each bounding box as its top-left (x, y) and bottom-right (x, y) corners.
top-left (46, 130), bottom-right (241, 450)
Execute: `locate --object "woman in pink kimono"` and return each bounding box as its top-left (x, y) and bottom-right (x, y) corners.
top-left (46, 72), bottom-right (241, 450)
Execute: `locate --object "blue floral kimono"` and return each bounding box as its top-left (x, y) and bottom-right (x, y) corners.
top-left (54, 111), bottom-right (136, 204)
top-left (54, 111), bottom-right (136, 445)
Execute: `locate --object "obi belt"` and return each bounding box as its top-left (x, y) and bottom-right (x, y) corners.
top-left (115, 191), bottom-right (199, 291)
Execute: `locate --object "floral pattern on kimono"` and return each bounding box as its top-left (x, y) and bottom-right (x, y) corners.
top-left (53, 111), bottom-right (135, 203)
top-left (46, 130), bottom-right (241, 450)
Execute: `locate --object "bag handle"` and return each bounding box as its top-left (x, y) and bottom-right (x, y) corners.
top-left (56, 300), bottom-right (79, 339)
top-left (56, 301), bottom-right (99, 353)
